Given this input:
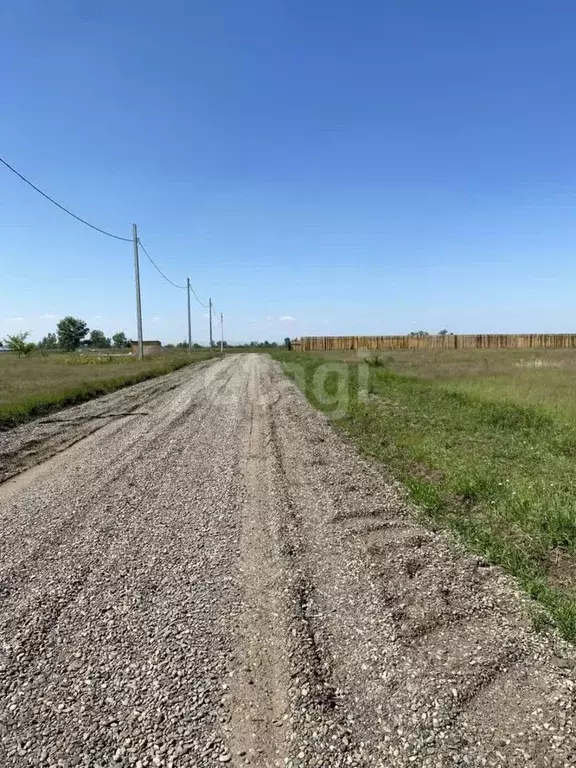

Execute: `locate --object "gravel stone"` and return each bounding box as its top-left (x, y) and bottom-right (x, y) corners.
top-left (0, 353), bottom-right (575, 767)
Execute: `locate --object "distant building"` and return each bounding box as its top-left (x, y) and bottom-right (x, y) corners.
top-left (130, 340), bottom-right (162, 357)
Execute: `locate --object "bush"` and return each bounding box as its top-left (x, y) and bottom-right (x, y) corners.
top-left (6, 332), bottom-right (36, 357)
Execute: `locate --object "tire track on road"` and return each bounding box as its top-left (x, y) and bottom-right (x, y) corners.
top-left (1, 354), bottom-right (575, 768)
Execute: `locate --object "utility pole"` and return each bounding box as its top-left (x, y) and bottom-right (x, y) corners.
top-left (187, 277), bottom-right (192, 353)
top-left (220, 312), bottom-right (224, 354)
top-left (133, 223), bottom-right (144, 360)
top-left (209, 298), bottom-right (213, 349)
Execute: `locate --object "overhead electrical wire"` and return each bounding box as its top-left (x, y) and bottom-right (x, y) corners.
top-left (0, 154), bottom-right (223, 318)
top-left (189, 285), bottom-right (209, 309)
top-left (137, 239), bottom-right (187, 289)
top-left (138, 239), bottom-right (212, 311)
top-left (0, 156), bottom-right (132, 242)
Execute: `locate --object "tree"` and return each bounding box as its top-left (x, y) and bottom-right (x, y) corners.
top-left (57, 316), bottom-right (89, 351)
top-left (6, 331), bottom-right (36, 357)
top-left (112, 331), bottom-right (130, 348)
top-left (89, 329), bottom-right (111, 348)
top-left (38, 332), bottom-right (58, 350)
top-left (408, 330), bottom-right (429, 337)
top-left (438, 329), bottom-right (449, 336)
top-left (284, 337), bottom-right (292, 350)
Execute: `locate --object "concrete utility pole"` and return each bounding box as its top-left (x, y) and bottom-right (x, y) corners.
top-left (132, 223), bottom-right (144, 360)
top-left (209, 298), bottom-right (213, 349)
top-left (187, 277), bottom-right (192, 353)
top-left (220, 312), bottom-right (224, 354)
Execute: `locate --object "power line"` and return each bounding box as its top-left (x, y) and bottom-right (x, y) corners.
top-left (137, 239), bottom-right (187, 289)
top-left (0, 155), bottom-right (223, 338)
top-left (0, 156), bottom-right (132, 242)
top-left (190, 285), bottom-right (209, 309)
top-left (136, 239), bottom-right (211, 307)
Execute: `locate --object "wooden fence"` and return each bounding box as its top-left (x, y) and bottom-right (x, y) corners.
top-left (293, 334), bottom-right (576, 352)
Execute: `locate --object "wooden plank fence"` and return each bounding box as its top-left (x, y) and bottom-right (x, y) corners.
top-left (293, 334), bottom-right (576, 352)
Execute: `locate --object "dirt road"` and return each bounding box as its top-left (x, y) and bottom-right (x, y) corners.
top-left (0, 354), bottom-right (575, 767)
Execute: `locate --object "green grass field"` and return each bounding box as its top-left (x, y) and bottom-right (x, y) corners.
top-left (313, 347), bottom-right (576, 422)
top-left (272, 348), bottom-right (576, 641)
top-left (0, 350), bottom-right (218, 429)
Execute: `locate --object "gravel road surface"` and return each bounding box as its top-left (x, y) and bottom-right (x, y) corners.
top-left (0, 354), bottom-right (575, 767)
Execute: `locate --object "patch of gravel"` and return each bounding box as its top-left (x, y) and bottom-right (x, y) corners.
top-left (0, 359), bottom-right (220, 484)
top-left (1, 353), bottom-right (575, 767)
top-left (0, 357), bottom-right (242, 767)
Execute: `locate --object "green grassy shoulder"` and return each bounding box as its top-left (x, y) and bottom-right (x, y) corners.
top-left (272, 350), bottom-right (576, 641)
top-left (0, 350), bottom-right (219, 429)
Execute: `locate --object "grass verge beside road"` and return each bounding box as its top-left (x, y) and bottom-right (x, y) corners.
top-left (272, 349), bottom-right (576, 641)
top-left (0, 350), bottom-right (218, 429)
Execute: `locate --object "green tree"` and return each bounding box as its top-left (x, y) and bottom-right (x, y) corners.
top-left (284, 337), bottom-right (292, 350)
top-left (6, 331), bottom-right (36, 357)
top-left (38, 332), bottom-right (58, 350)
top-left (89, 329), bottom-right (111, 348)
top-left (112, 331), bottom-right (130, 348)
top-left (408, 330), bottom-right (429, 337)
top-left (57, 316), bottom-right (89, 351)
top-left (438, 329), bottom-right (449, 336)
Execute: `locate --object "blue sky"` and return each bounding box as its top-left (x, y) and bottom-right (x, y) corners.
top-left (2, 0), bottom-right (576, 344)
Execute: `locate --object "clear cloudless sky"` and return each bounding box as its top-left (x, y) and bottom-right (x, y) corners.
top-left (2, 0), bottom-right (576, 344)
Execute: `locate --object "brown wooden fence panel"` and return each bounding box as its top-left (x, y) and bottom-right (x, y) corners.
top-left (296, 334), bottom-right (576, 352)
